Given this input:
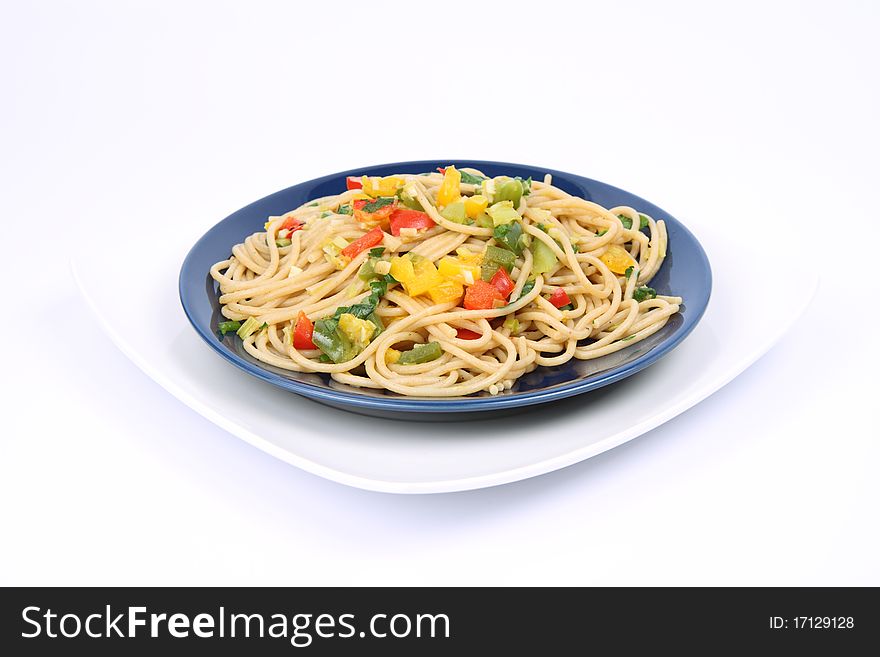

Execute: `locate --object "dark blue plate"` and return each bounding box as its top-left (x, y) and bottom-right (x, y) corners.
top-left (180, 160), bottom-right (711, 419)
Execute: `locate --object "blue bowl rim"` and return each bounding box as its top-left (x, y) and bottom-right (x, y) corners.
top-left (179, 159), bottom-right (712, 413)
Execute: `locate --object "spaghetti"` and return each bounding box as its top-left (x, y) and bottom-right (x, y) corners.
top-left (209, 166), bottom-right (681, 397)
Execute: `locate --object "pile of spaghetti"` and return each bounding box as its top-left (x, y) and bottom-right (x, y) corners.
top-left (210, 166), bottom-right (681, 397)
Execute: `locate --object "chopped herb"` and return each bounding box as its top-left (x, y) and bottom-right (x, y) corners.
top-left (308, 202), bottom-right (318, 207)
top-left (559, 303), bottom-right (574, 311)
top-left (320, 211), bottom-right (332, 218)
top-left (633, 286), bottom-right (657, 302)
top-left (625, 266), bottom-right (634, 279)
top-left (459, 170), bottom-right (487, 185)
top-left (620, 335), bottom-right (636, 342)
top-left (217, 320), bottom-right (241, 336)
top-left (362, 196), bottom-right (395, 213)
top-left (571, 243), bottom-right (580, 253)
top-left (493, 221), bottom-right (525, 256)
top-left (383, 273), bottom-right (398, 284)
top-left (368, 247), bottom-right (385, 258)
top-left (515, 176), bottom-right (532, 196)
top-left (275, 238), bottom-right (292, 247)
top-left (617, 213), bottom-right (650, 230)
top-left (535, 223), bottom-right (548, 233)
top-left (597, 229), bottom-right (607, 237)
top-left (259, 322), bottom-right (268, 330)
top-left (318, 354), bottom-right (332, 363)
top-left (337, 204), bottom-right (352, 215)
top-left (517, 279), bottom-right (536, 301)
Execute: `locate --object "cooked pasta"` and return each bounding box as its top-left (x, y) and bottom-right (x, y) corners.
top-left (209, 166), bottom-right (681, 397)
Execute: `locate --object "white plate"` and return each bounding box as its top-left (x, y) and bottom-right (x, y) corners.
top-left (72, 216), bottom-right (815, 493)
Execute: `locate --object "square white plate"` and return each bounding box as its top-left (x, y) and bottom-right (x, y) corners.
top-left (72, 213), bottom-right (815, 493)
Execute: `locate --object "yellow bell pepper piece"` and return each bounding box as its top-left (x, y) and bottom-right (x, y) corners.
top-left (437, 256), bottom-right (481, 286)
top-left (427, 279), bottom-right (464, 305)
top-left (600, 244), bottom-right (637, 275)
top-left (405, 258), bottom-right (444, 297)
top-left (436, 166), bottom-right (461, 207)
top-left (389, 255), bottom-right (415, 284)
top-left (338, 313), bottom-right (376, 349)
top-left (464, 194), bottom-right (489, 219)
top-left (361, 175), bottom-right (404, 198)
top-left (385, 348), bottom-right (401, 365)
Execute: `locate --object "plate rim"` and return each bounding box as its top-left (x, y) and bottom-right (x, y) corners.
top-left (179, 159), bottom-right (712, 413)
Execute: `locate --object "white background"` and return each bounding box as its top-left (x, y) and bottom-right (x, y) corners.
top-left (2, 0), bottom-right (878, 585)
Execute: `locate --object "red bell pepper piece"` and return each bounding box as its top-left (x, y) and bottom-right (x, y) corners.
top-left (353, 198), bottom-right (397, 226)
top-left (346, 176), bottom-right (363, 190)
top-left (280, 216), bottom-right (303, 233)
top-left (490, 267), bottom-right (515, 298)
top-left (548, 288), bottom-right (572, 308)
top-left (388, 209), bottom-right (436, 237)
top-left (463, 280), bottom-right (504, 310)
top-left (341, 227), bottom-right (385, 259)
top-left (293, 311), bottom-right (317, 350)
top-left (456, 328), bottom-right (482, 340)
top-left (437, 167), bottom-right (446, 174)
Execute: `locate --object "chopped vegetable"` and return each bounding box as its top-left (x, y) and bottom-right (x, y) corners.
top-left (463, 280), bottom-right (504, 310)
top-left (368, 246), bottom-right (385, 258)
top-left (398, 341), bottom-right (443, 365)
top-left (427, 278), bottom-right (464, 304)
top-left (217, 320), bottom-right (241, 336)
top-left (346, 176), bottom-right (363, 190)
top-left (633, 286), bottom-right (658, 302)
top-left (625, 266), bottom-right (635, 279)
top-left (459, 170), bottom-right (487, 185)
top-left (390, 254), bottom-right (444, 297)
top-left (474, 212), bottom-right (494, 229)
top-left (236, 317), bottom-right (263, 339)
top-left (361, 175), bottom-right (404, 198)
top-left (530, 238), bottom-right (557, 274)
top-left (312, 319), bottom-right (358, 363)
top-left (493, 221), bottom-right (525, 255)
top-left (599, 244), bottom-right (637, 275)
top-left (487, 200), bottom-right (519, 226)
top-left (389, 256), bottom-right (415, 285)
top-left (548, 288), bottom-right (572, 309)
top-left (438, 255), bottom-right (481, 285)
top-left (337, 204), bottom-right (352, 215)
top-left (322, 237), bottom-right (351, 270)
top-left (490, 267), bottom-right (515, 298)
top-left (353, 197), bottom-right (397, 227)
top-left (503, 317), bottom-right (520, 333)
top-left (481, 244), bottom-right (516, 280)
top-left (320, 211), bottom-right (332, 218)
top-left (337, 312), bottom-right (376, 349)
top-left (456, 328), bottom-right (482, 340)
top-left (293, 311), bottom-right (317, 350)
top-left (436, 165), bottom-right (461, 206)
top-left (275, 238), bottom-right (292, 247)
top-left (358, 258), bottom-right (377, 281)
top-left (341, 227), bottom-right (385, 259)
top-left (517, 176), bottom-right (532, 196)
top-left (397, 182), bottom-right (424, 211)
top-left (389, 208), bottom-right (436, 236)
top-left (617, 213), bottom-right (650, 230)
top-left (516, 279), bottom-right (536, 301)
top-left (440, 200), bottom-right (468, 224)
top-left (464, 194), bottom-right (489, 219)
top-left (280, 216), bottom-right (303, 233)
top-left (385, 348), bottom-right (401, 364)
top-left (495, 179), bottom-right (523, 208)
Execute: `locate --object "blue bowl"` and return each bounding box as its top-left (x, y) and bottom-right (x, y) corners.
top-left (180, 160), bottom-right (711, 419)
